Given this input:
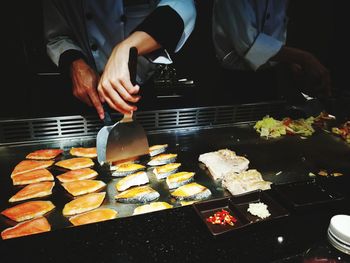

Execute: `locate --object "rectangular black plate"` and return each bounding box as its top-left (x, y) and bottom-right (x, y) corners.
top-left (271, 179), bottom-right (345, 211)
top-left (193, 190), bottom-right (290, 236)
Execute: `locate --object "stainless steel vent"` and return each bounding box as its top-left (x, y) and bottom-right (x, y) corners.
top-left (0, 101), bottom-right (285, 144)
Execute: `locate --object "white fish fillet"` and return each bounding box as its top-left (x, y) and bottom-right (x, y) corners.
top-left (116, 171), bottom-right (149, 192)
top-left (222, 169), bottom-right (272, 196)
top-left (198, 149), bottom-right (249, 180)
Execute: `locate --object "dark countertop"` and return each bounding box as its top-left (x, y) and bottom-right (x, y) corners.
top-left (0, 125), bottom-right (350, 263)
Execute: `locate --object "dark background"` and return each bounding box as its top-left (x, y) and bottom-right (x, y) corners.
top-left (1, 0), bottom-right (347, 119)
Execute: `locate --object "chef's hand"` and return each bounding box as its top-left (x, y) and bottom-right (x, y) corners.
top-left (97, 31), bottom-right (161, 115)
top-left (70, 59), bottom-right (104, 119)
top-left (292, 51), bottom-right (332, 97)
top-left (97, 43), bottom-right (140, 115)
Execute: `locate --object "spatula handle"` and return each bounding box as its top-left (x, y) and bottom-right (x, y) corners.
top-left (128, 47), bottom-right (138, 86)
top-left (102, 103), bottom-right (113, 126)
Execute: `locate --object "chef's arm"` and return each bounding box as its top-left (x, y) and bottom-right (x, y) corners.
top-left (215, 0), bottom-right (283, 71)
top-left (42, 0), bottom-right (87, 73)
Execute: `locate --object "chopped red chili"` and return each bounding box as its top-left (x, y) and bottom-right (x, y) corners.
top-left (206, 209), bottom-right (237, 226)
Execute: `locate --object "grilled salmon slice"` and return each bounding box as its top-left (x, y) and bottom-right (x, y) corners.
top-left (133, 202), bottom-right (173, 215)
top-left (63, 192), bottom-right (106, 216)
top-left (149, 144), bottom-right (168, 157)
top-left (11, 160), bottom-right (54, 178)
top-left (153, 163), bottom-right (181, 179)
top-left (12, 168), bottom-right (54, 186)
top-left (69, 147), bottom-right (97, 158)
top-left (171, 182), bottom-right (211, 201)
top-left (116, 171), bottom-right (149, 192)
top-left (115, 186), bottom-right (159, 203)
top-left (55, 157), bottom-right (94, 170)
top-left (112, 163), bottom-right (146, 177)
top-left (62, 180), bottom-right (105, 196)
top-left (166, 172), bottom-right (195, 189)
top-left (1, 201), bottom-right (55, 222)
top-left (147, 153), bottom-right (177, 166)
top-left (56, 168), bottom-right (98, 183)
top-left (9, 181), bottom-right (55, 203)
top-left (26, 149), bottom-right (63, 160)
top-left (1, 217), bottom-right (51, 240)
top-left (69, 208), bottom-right (118, 226)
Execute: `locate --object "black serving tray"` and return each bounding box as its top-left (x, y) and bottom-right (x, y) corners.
top-left (193, 190), bottom-right (290, 236)
top-left (271, 179), bottom-right (345, 212)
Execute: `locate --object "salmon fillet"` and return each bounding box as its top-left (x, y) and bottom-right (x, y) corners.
top-left (69, 208), bottom-right (117, 226)
top-left (1, 201), bottom-right (55, 222)
top-left (69, 147), bottom-right (97, 158)
top-left (11, 160), bottom-right (54, 178)
top-left (63, 192), bottom-right (106, 216)
top-left (26, 149), bottom-right (63, 160)
top-left (12, 169), bottom-right (54, 186)
top-left (56, 168), bottom-right (98, 183)
top-left (9, 181), bottom-right (55, 202)
top-left (62, 180), bottom-right (106, 196)
top-left (1, 217), bottom-right (51, 240)
top-left (55, 157), bottom-right (94, 170)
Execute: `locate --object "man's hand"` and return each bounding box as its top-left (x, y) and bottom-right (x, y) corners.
top-left (97, 31), bottom-right (161, 114)
top-left (97, 43), bottom-right (140, 115)
top-left (71, 59), bottom-right (104, 119)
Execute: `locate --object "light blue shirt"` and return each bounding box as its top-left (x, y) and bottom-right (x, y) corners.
top-left (213, 0), bottom-right (289, 71)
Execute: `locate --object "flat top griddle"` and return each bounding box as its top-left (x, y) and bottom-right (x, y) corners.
top-left (0, 123), bottom-right (349, 237)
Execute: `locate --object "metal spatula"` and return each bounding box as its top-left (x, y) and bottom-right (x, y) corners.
top-left (97, 47), bottom-right (149, 165)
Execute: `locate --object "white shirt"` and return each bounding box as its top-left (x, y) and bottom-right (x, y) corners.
top-left (212, 0), bottom-right (289, 71)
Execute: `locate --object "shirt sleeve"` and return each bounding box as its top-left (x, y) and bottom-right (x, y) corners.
top-left (157, 0), bottom-right (196, 52)
top-left (216, 0), bottom-right (283, 70)
top-left (43, 0), bottom-right (86, 67)
top-left (134, 0), bottom-right (196, 53)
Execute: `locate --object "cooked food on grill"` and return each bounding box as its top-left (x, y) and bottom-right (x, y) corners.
top-left (69, 147), bottom-right (97, 158)
top-left (332, 121), bottom-right (350, 143)
top-left (149, 144), bottom-right (168, 157)
top-left (112, 163), bottom-right (145, 177)
top-left (11, 160), bottom-right (55, 178)
top-left (69, 208), bottom-right (118, 226)
top-left (63, 192), bottom-right (106, 216)
top-left (9, 181), bottom-right (55, 203)
top-left (115, 186), bottom-right (160, 203)
top-left (254, 115), bottom-right (315, 138)
top-left (1, 201), bottom-right (55, 222)
top-left (110, 156), bottom-right (140, 170)
top-left (1, 217), bottom-right (51, 240)
top-left (166, 172), bottom-right (195, 189)
top-left (147, 153), bottom-right (177, 166)
top-left (12, 168), bottom-right (54, 186)
top-left (116, 171), bottom-right (149, 192)
top-left (171, 182), bottom-right (211, 201)
top-left (56, 168), bottom-right (98, 183)
top-left (198, 149), bottom-right (249, 180)
top-left (133, 202), bottom-right (173, 215)
top-left (26, 149), bottom-right (63, 160)
top-left (180, 200), bottom-right (197, 206)
top-left (247, 202), bottom-right (271, 219)
top-left (153, 163), bottom-right (181, 179)
top-left (55, 157), bottom-right (94, 170)
top-left (61, 180), bottom-right (106, 196)
top-left (222, 169), bottom-right (272, 196)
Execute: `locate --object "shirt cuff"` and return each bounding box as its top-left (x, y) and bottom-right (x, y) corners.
top-left (58, 49), bottom-right (87, 76)
top-left (244, 33), bottom-right (284, 71)
top-left (133, 6), bottom-right (184, 53)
